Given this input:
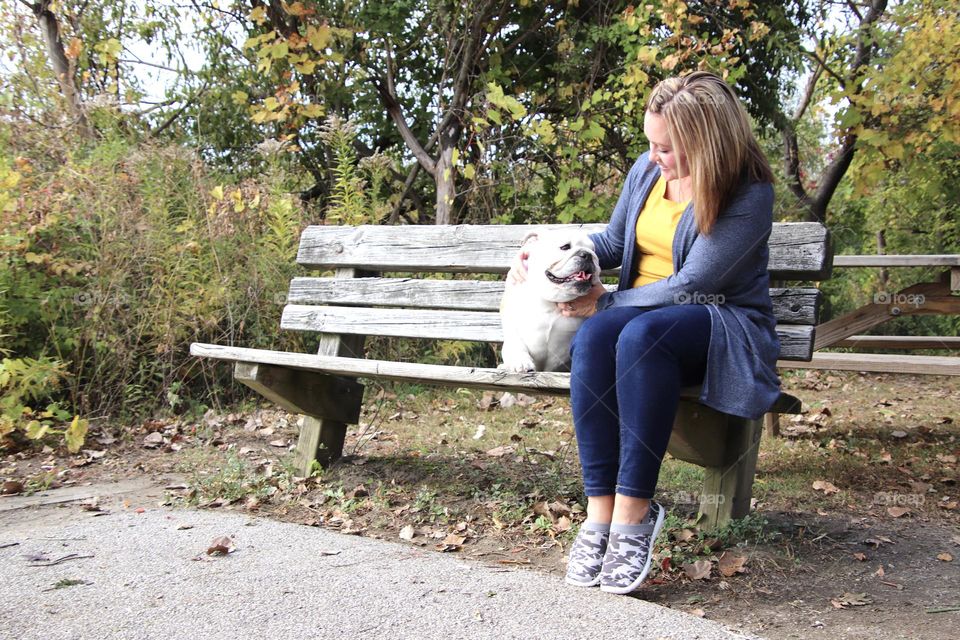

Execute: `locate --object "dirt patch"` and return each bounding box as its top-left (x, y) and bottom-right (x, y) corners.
top-left (2, 371), bottom-right (958, 639)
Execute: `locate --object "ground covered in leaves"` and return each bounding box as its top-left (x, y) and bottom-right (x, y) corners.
top-left (2, 370), bottom-right (959, 639)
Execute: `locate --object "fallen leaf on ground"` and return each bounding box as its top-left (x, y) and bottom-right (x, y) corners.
top-left (887, 506), bottom-right (911, 518)
top-left (937, 552), bottom-right (953, 562)
top-left (673, 528), bottom-right (697, 542)
top-left (2, 480), bottom-right (24, 495)
top-left (684, 560), bottom-right (712, 580)
top-left (143, 432), bottom-right (164, 448)
top-left (812, 480), bottom-right (840, 495)
top-left (485, 445), bottom-right (514, 457)
top-left (690, 608), bottom-right (706, 618)
top-left (399, 525), bottom-right (415, 541)
top-left (436, 533), bottom-right (466, 552)
top-left (853, 552), bottom-right (867, 562)
top-left (874, 565), bottom-right (885, 577)
top-left (206, 536), bottom-right (234, 556)
top-left (717, 552), bottom-right (748, 577)
top-left (831, 592), bottom-right (872, 608)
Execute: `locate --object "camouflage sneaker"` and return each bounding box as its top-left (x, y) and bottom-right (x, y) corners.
top-left (564, 524), bottom-right (610, 587)
top-left (599, 502), bottom-right (665, 594)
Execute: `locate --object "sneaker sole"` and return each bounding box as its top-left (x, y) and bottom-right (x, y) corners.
top-left (599, 505), bottom-right (666, 595)
top-left (564, 574), bottom-right (602, 588)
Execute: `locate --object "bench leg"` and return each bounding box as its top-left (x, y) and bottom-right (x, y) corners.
top-left (294, 416), bottom-right (350, 472)
top-left (698, 416), bottom-right (762, 530)
top-left (291, 267), bottom-right (372, 476)
top-left (763, 412), bottom-right (780, 438)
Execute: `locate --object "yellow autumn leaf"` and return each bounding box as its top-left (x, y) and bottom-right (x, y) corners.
top-left (300, 103), bottom-right (325, 119)
top-left (307, 24), bottom-right (332, 52)
top-left (65, 415), bottom-right (87, 454)
top-left (211, 185), bottom-right (224, 201)
top-left (284, 1), bottom-right (313, 17)
top-left (66, 37), bottom-right (82, 60)
top-left (249, 6), bottom-right (267, 25)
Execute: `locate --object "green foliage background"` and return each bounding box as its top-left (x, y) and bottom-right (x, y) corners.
top-left (0, 0), bottom-right (957, 450)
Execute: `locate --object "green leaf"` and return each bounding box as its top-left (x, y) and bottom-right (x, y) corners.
top-left (25, 420), bottom-right (48, 440)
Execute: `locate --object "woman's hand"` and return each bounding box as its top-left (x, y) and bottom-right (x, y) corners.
top-left (558, 282), bottom-right (605, 318)
top-left (505, 247), bottom-right (530, 286)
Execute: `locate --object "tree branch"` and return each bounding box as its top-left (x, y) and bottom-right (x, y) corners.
top-left (148, 81), bottom-right (210, 137)
top-left (371, 40), bottom-right (437, 176)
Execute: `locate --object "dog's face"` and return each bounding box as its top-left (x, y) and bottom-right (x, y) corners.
top-left (521, 230), bottom-right (600, 303)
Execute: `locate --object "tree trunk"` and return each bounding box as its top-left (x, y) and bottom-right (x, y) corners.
top-left (33, 0), bottom-right (91, 136)
top-left (434, 128), bottom-right (457, 225)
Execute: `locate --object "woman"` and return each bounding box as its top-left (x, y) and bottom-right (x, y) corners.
top-left (510, 72), bottom-right (781, 594)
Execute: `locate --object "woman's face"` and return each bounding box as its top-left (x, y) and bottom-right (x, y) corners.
top-left (644, 112), bottom-right (688, 182)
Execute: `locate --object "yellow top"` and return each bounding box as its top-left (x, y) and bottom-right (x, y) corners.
top-left (632, 176), bottom-right (690, 288)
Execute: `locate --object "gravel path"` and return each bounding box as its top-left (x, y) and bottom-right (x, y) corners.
top-left (0, 493), bottom-right (759, 640)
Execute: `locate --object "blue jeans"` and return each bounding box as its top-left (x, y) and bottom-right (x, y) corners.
top-left (569, 304), bottom-right (711, 499)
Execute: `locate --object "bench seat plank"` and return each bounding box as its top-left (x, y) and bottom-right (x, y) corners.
top-left (278, 305), bottom-right (816, 360)
top-left (297, 223), bottom-right (830, 280)
top-left (191, 343), bottom-right (805, 412)
top-left (192, 342), bottom-right (573, 394)
top-left (288, 277), bottom-right (822, 325)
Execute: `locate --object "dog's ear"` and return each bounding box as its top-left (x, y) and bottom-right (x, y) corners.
top-left (520, 231), bottom-right (539, 247)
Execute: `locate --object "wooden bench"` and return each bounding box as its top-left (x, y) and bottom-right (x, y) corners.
top-left (191, 222), bottom-right (832, 529)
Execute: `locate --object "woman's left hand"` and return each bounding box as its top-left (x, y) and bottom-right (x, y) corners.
top-left (558, 283), bottom-right (605, 318)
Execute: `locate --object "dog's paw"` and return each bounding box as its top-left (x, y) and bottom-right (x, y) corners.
top-left (498, 357), bottom-right (537, 373)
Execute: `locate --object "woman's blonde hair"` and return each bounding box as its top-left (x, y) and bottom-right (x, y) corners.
top-left (647, 72), bottom-right (773, 234)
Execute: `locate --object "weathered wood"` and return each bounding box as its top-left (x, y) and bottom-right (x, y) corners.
top-left (666, 403), bottom-right (730, 467)
top-left (233, 363), bottom-right (363, 424)
top-left (194, 342), bottom-right (574, 394)
top-left (279, 304), bottom-right (816, 361)
top-left (297, 223), bottom-right (831, 279)
top-left (699, 417), bottom-right (762, 530)
top-left (291, 268), bottom-right (372, 474)
top-left (287, 277), bottom-right (822, 324)
top-left (833, 255), bottom-right (960, 268)
top-left (833, 336), bottom-right (960, 350)
top-left (763, 413), bottom-right (780, 438)
top-left (778, 352), bottom-right (960, 376)
top-left (814, 279), bottom-right (951, 349)
top-left (952, 266), bottom-right (960, 292)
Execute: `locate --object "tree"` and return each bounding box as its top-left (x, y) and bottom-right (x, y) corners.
top-left (779, 0), bottom-right (960, 223)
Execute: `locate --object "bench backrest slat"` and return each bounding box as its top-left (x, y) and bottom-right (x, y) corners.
top-left (287, 278), bottom-right (821, 325)
top-left (297, 223), bottom-right (832, 281)
top-left (279, 304), bottom-right (816, 360)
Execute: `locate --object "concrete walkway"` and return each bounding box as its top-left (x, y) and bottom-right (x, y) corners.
top-left (0, 483), bottom-right (759, 640)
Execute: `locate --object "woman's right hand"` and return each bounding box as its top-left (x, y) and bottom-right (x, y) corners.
top-left (506, 247), bottom-right (530, 286)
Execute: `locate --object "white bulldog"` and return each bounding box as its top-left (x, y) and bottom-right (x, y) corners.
top-left (499, 230), bottom-right (601, 372)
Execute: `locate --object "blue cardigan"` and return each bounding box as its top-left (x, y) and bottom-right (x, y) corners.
top-left (589, 152), bottom-right (781, 420)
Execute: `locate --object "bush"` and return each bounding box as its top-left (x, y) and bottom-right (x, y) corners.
top-left (0, 127), bottom-right (312, 442)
